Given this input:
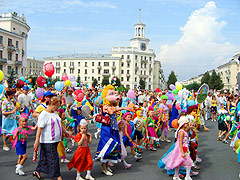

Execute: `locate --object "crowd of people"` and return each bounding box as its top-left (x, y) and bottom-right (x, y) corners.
top-left (0, 81), bottom-right (240, 180)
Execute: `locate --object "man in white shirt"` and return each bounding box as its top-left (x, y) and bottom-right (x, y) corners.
top-left (205, 93), bottom-right (212, 120)
top-left (18, 86), bottom-right (34, 114)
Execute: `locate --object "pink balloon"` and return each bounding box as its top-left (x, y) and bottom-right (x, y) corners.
top-left (62, 74), bottom-right (69, 81)
top-left (127, 89), bottom-right (135, 99)
top-left (178, 90), bottom-right (183, 98)
top-left (176, 103), bottom-right (181, 110)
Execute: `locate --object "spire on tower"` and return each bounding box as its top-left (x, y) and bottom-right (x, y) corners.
top-left (138, 8), bottom-right (141, 23)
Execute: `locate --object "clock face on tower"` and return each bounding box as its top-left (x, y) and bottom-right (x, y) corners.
top-left (140, 43), bottom-right (146, 51)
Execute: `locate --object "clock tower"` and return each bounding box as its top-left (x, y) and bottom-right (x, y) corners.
top-left (130, 8), bottom-right (150, 51)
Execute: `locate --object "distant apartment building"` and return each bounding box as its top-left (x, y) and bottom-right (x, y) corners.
top-left (0, 12), bottom-right (30, 77)
top-left (27, 57), bottom-right (44, 76)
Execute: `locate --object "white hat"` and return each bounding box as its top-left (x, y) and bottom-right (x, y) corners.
top-left (80, 119), bottom-right (88, 125)
top-left (175, 116), bottom-right (189, 138)
top-left (187, 115), bottom-right (195, 122)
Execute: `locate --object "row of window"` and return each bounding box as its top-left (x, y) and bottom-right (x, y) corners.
top-left (55, 61), bottom-right (115, 67)
top-left (0, 36), bottom-right (19, 48)
top-left (121, 55), bottom-right (152, 61)
top-left (56, 68), bottom-right (114, 74)
top-left (29, 62), bottom-right (42, 69)
top-left (6, 66), bottom-right (24, 74)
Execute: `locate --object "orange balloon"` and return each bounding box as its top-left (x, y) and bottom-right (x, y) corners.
top-left (28, 79), bottom-right (32, 83)
top-left (172, 119), bottom-right (179, 129)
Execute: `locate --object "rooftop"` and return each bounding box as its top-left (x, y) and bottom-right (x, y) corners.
top-left (44, 53), bottom-right (118, 59)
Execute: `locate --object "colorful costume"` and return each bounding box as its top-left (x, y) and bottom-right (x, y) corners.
top-left (2, 99), bottom-right (17, 134)
top-left (146, 117), bottom-right (159, 141)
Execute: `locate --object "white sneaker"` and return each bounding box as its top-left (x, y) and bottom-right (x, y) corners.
top-left (76, 176), bottom-right (84, 180)
top-left (18, 166), bottom-right (25, 176)
top-left (184, 177), bottom-right (192, 180)
top-left (173, 176), bottom-right (181, 180)
top-left (102, 170), bottom-right (113, 176)
top-left (61, 159), bottom-right (70, 163)
top-left (196, 157), bottom-right (202, 163)
top-left (3, 146), bottom-right (10, 151)
top-left (15, 165), bottom-right (20, 174)
top-left (85, 175), bottom-right (95, 180)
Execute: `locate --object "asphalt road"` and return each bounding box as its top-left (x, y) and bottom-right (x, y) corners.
top-left (0, 120), bottom-right (239, 180)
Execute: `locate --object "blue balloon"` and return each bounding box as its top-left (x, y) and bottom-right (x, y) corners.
top-left (175, 95), bottom-right (180, 100)
top-left (48, 81), bottom-right (51, 84)
top-left (0, 84), bottom-right (5, 94)
top-left (26, 80), bottom-right (29, 84)
top-left (19, 77), bottom-right (25, 82)
top-left (54, 81), bottom-right (64, 91)
top-left (188, 100), bottom-right (195, 106)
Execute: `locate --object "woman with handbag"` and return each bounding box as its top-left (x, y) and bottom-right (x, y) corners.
top-left (94, 85), bottom-right (131, 176)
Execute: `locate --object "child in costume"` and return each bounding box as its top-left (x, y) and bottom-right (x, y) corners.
top-left (12, 113), bottom-right (37, 176)
top-left (118, 120), bottom-right (132, 169)
top-left (211, 95), bottom-right (217, 121)
top-left (160, 116), bottom-right (193, 180)
top-left (122, 112), bottom-right (142, 161)
top-left (217, 104), bottom-right (228, 141)
top-left (145, 107), bottom-right (159, 151)
top-left (67, 119), bottom-right (94, 180)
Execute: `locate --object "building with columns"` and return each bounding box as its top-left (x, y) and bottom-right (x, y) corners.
top-left (0, 12), bottom-right (30, 76)
top-left (44, 13), bottom-right (166, 90)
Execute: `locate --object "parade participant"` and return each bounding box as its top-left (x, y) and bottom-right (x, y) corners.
top-left (159, 95), bottom-right (172, 142)
top-left (205, 92), bottom-right (212, 120)
top-left (217, 104), bottom-right (228, 141)
top-left (118, 120), bottom-right (132, 169)
top-left (145, 107), bottom-right (159, 151)
top-left (94, 85), bottom-right (131, 176)
top-left (160, 116), bottom-right (193, 180)
top-left (17, 86), bottom-right (34, 115)
top-left (68, 119), bottom-right (94, 180)
top-left (12, 113), bottom-right (37, 176)
top-left (122, 112), bottom-right (142, 161)
top-left (64, 87), bottom-right (75, 106)
top-left (33, 97), bottom-right (63, 180)
top-left (71, 106), bottom-right (85, 134)
top-left (2, 89), bottom-right (18, 151)
top-left (211, 95), bottom-right (218, 121)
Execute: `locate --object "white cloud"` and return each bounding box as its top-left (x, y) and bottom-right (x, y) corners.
top-left (2, 0), bottom-right (116, 14)
top-left (158, 1), bottom-right (239, 81)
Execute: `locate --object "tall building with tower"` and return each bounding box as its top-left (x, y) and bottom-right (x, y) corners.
top-left (45, 10), bottom-right (166, 90)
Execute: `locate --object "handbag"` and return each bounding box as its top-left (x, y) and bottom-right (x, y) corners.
top-left (95, 107), bottom-right (111, 126)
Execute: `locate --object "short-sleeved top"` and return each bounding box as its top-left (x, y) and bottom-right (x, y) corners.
top-left (37, 110), bottom-right (62, 143)
top-left (18, 94), bottom-right (32, 109)
top-left (133, 117), bottom-right (144, 131)
top-left (124, 123), bottom-right (132, 136)
top-left (64, 92), bottom-right (75, 105)
top-left (211, 99), bottom-right (217, 107)
top-left (74, 133), bottom-right (89, 147)
top-left (2, 99), bottom-right (16, 119)
top-left (159, 103), bottom-right (169, 113)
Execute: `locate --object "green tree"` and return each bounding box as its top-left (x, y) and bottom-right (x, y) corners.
top-left (185, 82), bottom-right (201, 91)
top-left (201, 71), bottom-right (211, 85)
top-left (102, 76), bottom-right (109, 86)
top-left (139, 78), bottom-right (146, 89)
top-left (167, 71), bottom-right (177, 88)
top-left (209, 70), bottom-right (224, 90)
top-left (92, 78), bottom-right (98, 87)
top-left (7, 69), bottom-right (17, 87)
top-left (28, 74), bottom-right (38, 87)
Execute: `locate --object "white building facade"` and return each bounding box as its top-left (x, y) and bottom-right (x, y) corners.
top-left (0, 12), bottom-right (30, 76)
top-left (27, 57), bottom-right (44, 76)
top-left (44, 19), bottom-right (166, 90)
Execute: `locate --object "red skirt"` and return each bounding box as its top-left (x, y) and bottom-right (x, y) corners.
top-left (67, 146), bottom-right (93, 172)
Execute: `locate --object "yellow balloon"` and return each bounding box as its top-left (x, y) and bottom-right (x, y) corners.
top-left (235, 139), bottom-right (240, 149)
top-left (176, 83), bottom-right (183, 91)
top-left (0, 70), bottom-right (4, 82)
top-left (65, 80), bottom-right (71, 87)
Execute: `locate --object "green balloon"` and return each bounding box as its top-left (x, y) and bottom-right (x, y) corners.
top-left (173, 89), bottom-right (178, 95)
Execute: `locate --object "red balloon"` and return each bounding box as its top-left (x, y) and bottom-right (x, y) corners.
top-left (37, 76), bottom-right (46, 87)
top-left (44, 63), bottom-right (55, 77)
top-left (172, 119), bottom-right (179, 129)
top-left (62, 74), bottom-right (69, 81)
top-left (16, 79), bottom-right (24, 88)
top-left (73, 90), bottom-right (84, 102)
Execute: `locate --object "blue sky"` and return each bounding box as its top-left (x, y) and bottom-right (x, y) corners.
top-left (2, 0), bottom-right (240, 81)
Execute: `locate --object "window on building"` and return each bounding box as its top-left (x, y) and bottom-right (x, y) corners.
top-left (144, 64), bottom-right (146, 68)
top-left (15, 67), bottom-right (18, 74)
top-left (144, 71), bottom-right (146, 75)
top-left (135, 77), bottom-right (137, 82)
top-left (135, 55), bottom-right (138, 60)
top-left (56, 62), bottom-right (60, 66)
top-left (127, 77), bottom-right (130, 81)
top-left (141, 56), bottom-right (143, 60)
top-left (85, 62), bottom-right (88, 67)
top-left (127, 55), bottom-right (130, 59)
top-left (85, 69), bottom-right (87, 74)
top-left (70, 62), bottom-right (74, 66)
top-left (126, 85), bottom-right (130, 89)
top-left (16, 54), bottom-right (18, 61)
top-left (64, 69), bottom-right (66, 73)
top-left (56, 69), bottom-right (60, 73)
top-left (64, 62), bottom-right (66, 67)
top-left (0, 65), bottom-right (2, 70)
top-left (16, 41), bottom-right (19, 48)
top-left (21, 68), bottom-right (23, 75)
top-left (92, 62), bottom-right (94, 66)
top-left (141, 70), bottom-right (142, 75)
top-left (30, 69), bottom-right (31, 74)
top-left (135, 70), bottom-right (137, 74)
top-left (141, 64), bottom-right (143, 68)
top-left (149, 78), bottom-right (151, 82)
top-left (121, 70), bottom-right (124, 74)
top-left (104, 69), bottom-right (109, 74)
top-left (0, 50), bottom-right (2, 58)
top-left (145, 56), bottom-right (146, 60)
top-left (70, 69), bottom-right (74, 74)
top-left (7, 66), bottom-right (11, 74)
top-left (33, 63), bottom-right (35, 68)
top-left (121, 62), bottom-right (124, 67)
top-left (121, 77), bottom-right (124, 81)
top-left (92, 69), bottom-right (94, 73)
top-left (127, 63), bottom-right (130, 67)
top-left (85, 77), bottom-right (87, 81)
top-left (78, 69), bottom-right (80, 73)
top-left (149, 71), bottom-right (151, 75)
top-left (149, 57), bottom-right (152, 61)
top-left (8, 52), bottom-right (12, 60)
top-left (104, 62), bottom-right (109, 66)
top-left (98, 62), bottom-right (101, 66)
top-left (149, 85), bottom-right (151, 90)
top-left (0, 36), bottom-right (2, 44)
top-left (78, 62), bottom-right (80, 66)
top-left (98, 70), bottom-right (100, 74)
top-left (30, 63), bottom-right (31, 68)
top-left (98, 77), bottom-right (100, 81)
top-left (127, 70), bottom-right (129, 74)
top-left (121, 55), bottom-right (124, 59)
top-left (135, 63), bottom-right (137, 67)
top-left (8, 38), bottom-right (12, 46)
top-left (113, 62), bottom-right (115, 66)
top-left (92, 77), bottom-right (94, 81)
